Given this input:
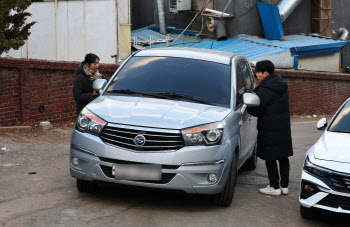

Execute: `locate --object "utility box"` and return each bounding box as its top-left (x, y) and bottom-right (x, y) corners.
top-left (169, 0), bottom-right (191, 13)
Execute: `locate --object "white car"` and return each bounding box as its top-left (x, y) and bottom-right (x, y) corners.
top-left (300, 98), bottom-right (350, 218)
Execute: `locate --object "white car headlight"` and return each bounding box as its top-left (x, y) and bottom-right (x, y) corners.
top-left (76, 108), bottom-right (106, 135)
top-left (304, 157), bottom-right (332, 178)
top-left (182, 122), bottom-right (223, 146)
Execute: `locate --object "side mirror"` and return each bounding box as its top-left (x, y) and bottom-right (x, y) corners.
top-left (92, 79), bottom-right (107, 93)
top-left (240, 93), bottom-right (260, 115)
top-left (317, 118), bottom-right (327, 131)
top-left (243, 93), bottom-right (260, 107)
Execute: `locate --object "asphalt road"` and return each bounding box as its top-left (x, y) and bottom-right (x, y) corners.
top-left (0, 119), bottom-right (349, 227)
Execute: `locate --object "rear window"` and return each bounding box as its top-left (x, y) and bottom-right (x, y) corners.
top-left (107, 56), bottom-right (231, 107)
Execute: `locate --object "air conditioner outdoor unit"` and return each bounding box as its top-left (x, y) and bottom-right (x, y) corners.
top-left (169, 0), bottom-right (191, 13)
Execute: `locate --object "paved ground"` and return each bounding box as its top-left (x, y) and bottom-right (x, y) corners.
top-left (0, 118), bottom-right (349, 226)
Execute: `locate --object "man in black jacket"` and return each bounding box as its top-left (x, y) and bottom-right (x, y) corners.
top-left (247, 60), bottom-right (293, 196)
top-left (73, 53), bottom-right (108, 115)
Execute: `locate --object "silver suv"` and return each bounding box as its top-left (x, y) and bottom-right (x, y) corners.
top-left (70, 47), bottom-right (260, 206)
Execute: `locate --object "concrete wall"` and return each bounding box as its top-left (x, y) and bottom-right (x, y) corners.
top-left (1, 58), bottom-right (349, 126)
top-left (332, 1), bottom-right (350, 72)
top-left (131, 0), bottom-right (312, 36)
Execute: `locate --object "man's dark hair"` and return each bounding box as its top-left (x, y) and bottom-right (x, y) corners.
top-left (83, 53), bottom-right (100, 64)
top-left (256, 60), bottom-right (275, 75)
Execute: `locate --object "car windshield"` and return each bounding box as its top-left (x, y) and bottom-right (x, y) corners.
top-left (106, 56), bottom-right (231, 107)
top-left (328, 100), bottom-right (350, 133)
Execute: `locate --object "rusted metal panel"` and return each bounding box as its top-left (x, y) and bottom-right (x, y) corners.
top-left (312, 0), bottom-right (333, 37)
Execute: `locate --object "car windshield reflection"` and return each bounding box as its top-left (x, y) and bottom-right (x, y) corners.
top-left (328, 100), bottom-right (350, 133)
top-left (106, 56), bottom-right (231, 108)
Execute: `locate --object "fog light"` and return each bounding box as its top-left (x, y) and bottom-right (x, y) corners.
top-left (300, 180), bottom-right (320, 199)
top-left (72, 157), bottom-right (79, 166)
top-left (304, 184), bottom-right (315, 192)
top-left (208, 173), bottom-right (217, 183)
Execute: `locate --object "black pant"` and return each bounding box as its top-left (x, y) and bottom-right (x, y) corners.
top-left (265, 157), bottom-right (290, 189)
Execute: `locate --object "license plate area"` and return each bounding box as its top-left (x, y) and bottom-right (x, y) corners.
top-left (112, 164), bottom-right (162, 181)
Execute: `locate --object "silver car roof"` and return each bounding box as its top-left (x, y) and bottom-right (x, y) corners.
top-left (134, 47), bottom-right (239, 65)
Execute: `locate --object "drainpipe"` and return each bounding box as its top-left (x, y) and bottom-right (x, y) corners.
top-left (157, 0), bottom-right (167, 34)
top-left (278, 0), bottom-right (303, 22)
top-left (339, 28), bottom-right (349, 41)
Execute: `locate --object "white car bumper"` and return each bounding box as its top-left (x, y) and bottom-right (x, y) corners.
top-left (300, 170), bottom-right (350, 214)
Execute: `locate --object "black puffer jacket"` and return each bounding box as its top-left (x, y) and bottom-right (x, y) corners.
top-left (73, 63), bottom-right (107, 115)
top-left (247, 73), bottom-right (293, 160)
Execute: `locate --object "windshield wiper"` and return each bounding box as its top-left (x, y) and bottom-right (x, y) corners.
top-left (154, 92), bottom-right (213, 105)
top-left (107, 89), bottom-right (172, 100)
top-left (330, 130), bottom-right (350, 133)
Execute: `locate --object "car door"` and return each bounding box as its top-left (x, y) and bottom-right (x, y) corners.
top-left (235, 63), bottom-right (250, 161)
top-left (239, 60), bottom-right (257, 155)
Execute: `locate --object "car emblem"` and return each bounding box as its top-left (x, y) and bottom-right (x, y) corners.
top-left (134, 135), bottom-right (146, 146)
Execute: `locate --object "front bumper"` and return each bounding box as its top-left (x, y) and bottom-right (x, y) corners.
top-left (299, 170), bottom-right (350, 214)
top-left (70, 129), bottom-right (233, 194)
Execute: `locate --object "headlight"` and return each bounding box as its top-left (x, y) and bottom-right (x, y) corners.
top-left (304, 157), bottom-right (332, 178)
top-left (76, 108), bottom-right (106, 135)
top-left (182, 122), bottom-right (223, 146)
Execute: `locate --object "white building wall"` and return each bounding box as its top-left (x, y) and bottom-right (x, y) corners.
top-left (1, 0), bottom-right (130, 64)
top-left (27, 2), bottom-right (57, 60)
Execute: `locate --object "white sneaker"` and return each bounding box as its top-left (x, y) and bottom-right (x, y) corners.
top-left (281, 187), bottom-right (289, 195)
top-left (259, 185), bottom-right (281, 195)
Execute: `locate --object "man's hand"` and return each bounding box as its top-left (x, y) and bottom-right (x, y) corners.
top-left (92, 91), bottom-right (99, 98)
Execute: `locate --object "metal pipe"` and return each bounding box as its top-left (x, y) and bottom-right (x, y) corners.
top-left (55, 0), bottom-right (58, 60)
top-left (116, 0), bottom-right (120, 63)
top-left (339, 28), bottom-right (349, 41)
top-left (278, 0), bottom-right (303, 22)
top-left (157, 0), bottom-right (167, 34)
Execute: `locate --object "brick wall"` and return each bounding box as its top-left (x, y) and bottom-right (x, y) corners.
top-left (0, 58), bottom-right (118, 126)
top-left (1, 58), bottom-right (350, 126)
top-left (279, 70), bottom-right (350, 115)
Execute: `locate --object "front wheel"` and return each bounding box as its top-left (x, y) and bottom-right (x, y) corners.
top-left (213, 152), bottom-right (237, 206)
top-left (242, 143), bottom-right (257, 170)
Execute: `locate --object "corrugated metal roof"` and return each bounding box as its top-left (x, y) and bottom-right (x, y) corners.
top-left (131, 26), bottom-right (350, 69)
top-left (240, 34), bottom-right (349, 55)
top-left (131, 27), bottom-right (287, 60)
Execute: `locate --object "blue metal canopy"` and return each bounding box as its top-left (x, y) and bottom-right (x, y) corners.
top-left (131, 26), bottom-right (350, 69)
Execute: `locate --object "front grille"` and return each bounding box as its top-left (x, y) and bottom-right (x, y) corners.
top-left (99, 157), bottom-right (180, 169)
top-left (326, 172), bottom-right (350, 193)
top-left (100, 124), bottom-right (185, 151)
top-left (100, 165), bottom-right (176, 184)
top-left (318, 194), bottom-right (350, 211)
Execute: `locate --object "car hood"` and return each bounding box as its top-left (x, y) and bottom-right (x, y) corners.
top-left (86, 95), bottom-right (231, 129)
top-left (313, 131), bottom-right (350, 164)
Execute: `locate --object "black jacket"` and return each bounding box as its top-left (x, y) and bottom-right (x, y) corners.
top-left (247, 73), bottom-right (293, 160)
top-left (73, 63), bottom-right (107, 115)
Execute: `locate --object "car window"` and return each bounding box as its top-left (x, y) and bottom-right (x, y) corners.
top-left (236, 65), bottom-right (245, 107)
top-left (239, 61), bottom-right (254, 92)
top-left (107, 56), bottom-right (231, 108)
top-left (328, 100), bottom-right (350, 132)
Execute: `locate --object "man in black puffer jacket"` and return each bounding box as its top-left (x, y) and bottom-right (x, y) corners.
top-left (247, 60), bottom-right (293, 196)
top-left (73, 53), bottom-right (108, 115)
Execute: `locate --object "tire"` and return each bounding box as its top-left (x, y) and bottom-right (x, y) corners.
top-left (213, 152), bottom-right (238, 206)
top-left (242, 143), bottom-right (258, 171)
top-left (300, 205), bottom-right (314, 219)
top-left (76, 179), bottom-right (97, 193)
